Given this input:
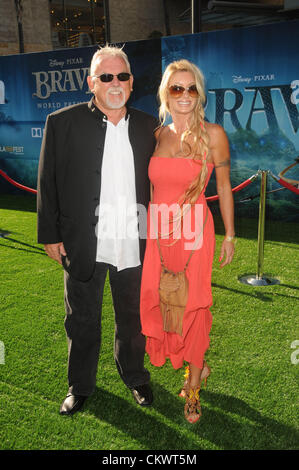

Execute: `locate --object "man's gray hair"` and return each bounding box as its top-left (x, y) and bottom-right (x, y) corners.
top-left (89, 45), bottom-right (131, 76)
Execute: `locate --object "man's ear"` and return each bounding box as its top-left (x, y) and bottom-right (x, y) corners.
top-left (130, 75), bottom-right (134, 91)
top-left (87, 75), bottom-right (94, 93)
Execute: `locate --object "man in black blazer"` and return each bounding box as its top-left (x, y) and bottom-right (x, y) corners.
top-left (37, 45), bottom-right (158, 415)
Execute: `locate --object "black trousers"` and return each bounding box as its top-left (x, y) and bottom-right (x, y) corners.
top-left (64, 263), bottom-right (150, 396)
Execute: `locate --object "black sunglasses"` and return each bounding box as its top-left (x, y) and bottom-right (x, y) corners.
top-left (168, 84), bottom-right (198, 98)
top-left (93, 73), bottom-right (131, 83)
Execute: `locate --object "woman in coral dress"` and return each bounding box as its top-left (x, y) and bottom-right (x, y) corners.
top-left (140, 59), bottom-right (235, 423)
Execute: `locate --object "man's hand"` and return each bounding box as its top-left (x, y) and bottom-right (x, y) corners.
top-left (44, 242), bottom-right (67, 264)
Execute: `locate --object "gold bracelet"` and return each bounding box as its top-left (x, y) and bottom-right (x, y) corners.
top-left (224, 235), bottom-right (236, 243)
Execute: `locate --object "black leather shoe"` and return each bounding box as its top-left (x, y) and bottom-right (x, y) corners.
top-left (59, 394), bottom-right (87, 416)
top-left (130, 384), bottom-right (153, 406)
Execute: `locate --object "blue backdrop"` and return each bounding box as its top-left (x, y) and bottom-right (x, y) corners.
top-left (0, 20), bottom-right (298, 221)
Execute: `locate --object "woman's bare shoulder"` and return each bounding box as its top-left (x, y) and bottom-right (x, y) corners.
top-left (205, 122), bottom-right (228, 146)
top-left (205, 122), bottom-right (226, 136)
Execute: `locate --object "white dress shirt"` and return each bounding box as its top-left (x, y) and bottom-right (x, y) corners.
top-left (96, 116), bottom-right (140, 271)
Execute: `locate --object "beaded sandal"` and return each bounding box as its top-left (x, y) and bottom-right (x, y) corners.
top-left (178, 365), bottom-right (190, 398)
top-left (179, 361), bottom-right (211, 398)
top-left (184, 386), bottom-right (201, 423)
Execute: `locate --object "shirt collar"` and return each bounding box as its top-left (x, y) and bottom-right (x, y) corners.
top-left (88, 98), bottom-right (131, 123)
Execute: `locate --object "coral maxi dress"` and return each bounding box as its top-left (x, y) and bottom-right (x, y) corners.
top-left (140, 156), bottom-right (215, 371)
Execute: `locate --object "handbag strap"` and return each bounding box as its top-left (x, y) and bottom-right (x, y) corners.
top-left (156, 208), bottom-right (209, 273)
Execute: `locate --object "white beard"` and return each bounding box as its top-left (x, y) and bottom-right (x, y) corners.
top-left (106, 87), bottom-right (126, 109)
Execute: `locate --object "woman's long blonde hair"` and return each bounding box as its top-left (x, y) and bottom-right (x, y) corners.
top-left (158, 59), bottom-right (210, 206)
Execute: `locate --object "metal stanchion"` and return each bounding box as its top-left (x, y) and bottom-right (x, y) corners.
top-left (239, 170), bottom-right (280, 286)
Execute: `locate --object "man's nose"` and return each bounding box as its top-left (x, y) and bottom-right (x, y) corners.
top-left (111, 75), bottom-right (120, 85)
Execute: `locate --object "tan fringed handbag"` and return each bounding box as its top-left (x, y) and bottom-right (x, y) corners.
top-left (156, 209), bottom-right (208, 336)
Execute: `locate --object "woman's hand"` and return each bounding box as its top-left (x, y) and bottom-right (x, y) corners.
top-left (219, 238), bottom-right (235, 268)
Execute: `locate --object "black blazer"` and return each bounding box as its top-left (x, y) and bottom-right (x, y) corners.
top-left (37, 99), bottom-right (158, 281)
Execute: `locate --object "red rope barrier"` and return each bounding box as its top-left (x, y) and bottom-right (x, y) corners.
top-left (206, 174), bottom-right (258, 201)
top-left (278, 157), bottom-right (299, 187)
top-left (1, 168), bottom-right (260, 200)
top-left (0, 170), bottom-right (37, 194)
top-left (275, 177), bottom-right (299, 195)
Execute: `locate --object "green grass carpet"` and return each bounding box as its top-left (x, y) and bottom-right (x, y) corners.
top-left (0, 194), bottom-right (298, 450)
